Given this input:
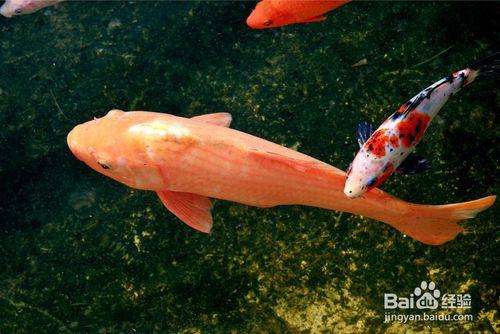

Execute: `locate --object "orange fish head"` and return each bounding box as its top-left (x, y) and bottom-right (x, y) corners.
top-left (344, 153), bottom-right (394, 199)
top-left (1, 0), bottom-right (50, 17)
top-left (246, 1), bottom-right (290, 29)
top-left (67, 110), bottom-right (167, 191)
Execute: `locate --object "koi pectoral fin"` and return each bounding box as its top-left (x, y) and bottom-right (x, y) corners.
top-left (156, 190), bottom-right (213, 233)
top-left (356, 121), bottom-right (375, 147)
top-left (396, 154), bottom-right (431, 174)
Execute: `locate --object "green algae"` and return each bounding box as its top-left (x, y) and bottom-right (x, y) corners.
top-left (0, 1), bottom-right (498, 333)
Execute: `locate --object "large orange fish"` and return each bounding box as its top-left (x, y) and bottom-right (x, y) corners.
top-left (67, 110), bottom-right (495, 245)
top-left (246, 0), bottom-right (350, 29)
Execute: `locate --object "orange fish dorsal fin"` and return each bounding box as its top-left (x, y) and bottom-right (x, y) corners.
top-left (156, 190), bottom-right (213, 233)
top-left (191, 113), bottom-right (232, 127)
top-left (298, 15), bottom-right (327, 24)
top-left (248, 149), bottom-right (344, 177)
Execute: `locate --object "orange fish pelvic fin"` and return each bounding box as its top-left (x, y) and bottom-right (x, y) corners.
top-left (157, 190), bottom-right (214, 233)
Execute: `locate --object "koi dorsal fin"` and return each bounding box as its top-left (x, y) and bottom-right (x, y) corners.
top-left (157, 190), bottom-right (213, 233)
top-left (191, 113), bottom-right (232, 127)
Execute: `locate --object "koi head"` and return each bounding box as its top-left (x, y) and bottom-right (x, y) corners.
top-left (67, 110), bottom-right (168, 191)
top-left (1, 0), bottom-right (46, 17)
top-left (344, 152), bottom-right (394, 199)
top-left (246, 1), bottom-right (290, 29)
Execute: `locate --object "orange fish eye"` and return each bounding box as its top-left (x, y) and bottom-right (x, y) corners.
top-left (263, 20), bottom-right (272, 26)
top-left (97, 160), bottom-right (111, 170)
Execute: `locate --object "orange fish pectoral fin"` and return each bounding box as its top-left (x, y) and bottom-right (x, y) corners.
top-left (156, 190), bottom-right (214, 233)
top-left (298, 15), bottom-right (327, 23)
top-left (191, 113), bottom-right (232, 128)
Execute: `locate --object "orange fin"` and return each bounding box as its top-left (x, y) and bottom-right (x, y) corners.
top-left (386, 195), bottom-right (496, 245)
top-left (157, 190), bottom-right (213, 233)
top-left (248, 149), bottom-right (343, 176)
top-left (299, 15), bottom-right (326, 23)
top-left (191, 113), bottom-right (232, 127)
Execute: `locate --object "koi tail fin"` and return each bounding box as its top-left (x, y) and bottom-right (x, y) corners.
top-left (468, 52), bottom-right (500, 82)
top-left (386, 195), bottom-right (496, 245)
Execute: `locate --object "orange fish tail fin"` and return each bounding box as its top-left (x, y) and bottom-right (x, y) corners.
top-left (386, 196), bottom-right (496, 245)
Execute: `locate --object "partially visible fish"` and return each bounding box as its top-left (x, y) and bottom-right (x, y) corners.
top-left (246, 0), bottom-right (350, 29)
top-left (67, 110), bottom-right (495, 245)
top-left (1, 0), bottom-right (63, 17)
top-left (344, 53), bottom-right (500, 199)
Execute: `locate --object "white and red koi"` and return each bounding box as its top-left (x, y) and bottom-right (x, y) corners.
top-left (344, 53), bottom-right (499, 198)
top-left (0, 0), bottom-right (63, 17)
top-left (67, 110), bottom-right (496, 245)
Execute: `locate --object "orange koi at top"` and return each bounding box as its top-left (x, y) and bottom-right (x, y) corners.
top-left (246, 0), bottom-right (350, 29)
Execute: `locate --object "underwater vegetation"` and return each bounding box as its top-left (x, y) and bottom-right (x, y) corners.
top-left (0, 1), bottom-right (498, 333)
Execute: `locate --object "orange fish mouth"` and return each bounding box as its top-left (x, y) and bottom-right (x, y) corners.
top-left (67, 126), bottom-right (85, 161)
top-left (246, 12), bottom-right (265, 29)
top-left (67, 130), bottom-right (77, 153)
top-left (247, 14), bottom-right (273, 29)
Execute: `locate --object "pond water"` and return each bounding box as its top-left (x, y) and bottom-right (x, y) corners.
top-left (0, 1), bottom-right (498, 333)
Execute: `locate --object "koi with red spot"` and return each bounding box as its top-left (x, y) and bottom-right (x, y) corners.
top-left (246, 0), bottom-right (350, 29)
top-left (344, 53), bottom-right (499, 198)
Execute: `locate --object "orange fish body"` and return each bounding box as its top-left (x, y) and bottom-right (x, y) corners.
top-left (67, 110), bottom-right (495, 245)
top-left (246, 0), bottom-right (350, 29)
